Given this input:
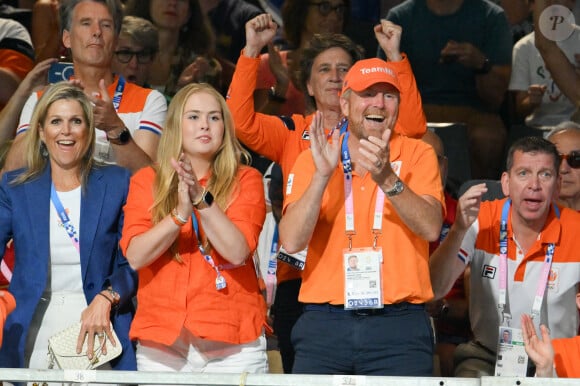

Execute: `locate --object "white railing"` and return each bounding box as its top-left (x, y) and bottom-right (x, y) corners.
top-left (0, 370), bottom-right (579, 386)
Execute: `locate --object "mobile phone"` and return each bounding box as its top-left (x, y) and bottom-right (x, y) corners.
top-left (47, 62), bottom-right (74, 83)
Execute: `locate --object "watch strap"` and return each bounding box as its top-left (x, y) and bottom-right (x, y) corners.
top-left (106, 127), bottom-right (131, 145)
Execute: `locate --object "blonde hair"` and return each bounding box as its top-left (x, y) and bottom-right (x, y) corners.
top-left (13, 82), bottom-right (96, 186)
top-left (151, 83), bottom-right (250, 258)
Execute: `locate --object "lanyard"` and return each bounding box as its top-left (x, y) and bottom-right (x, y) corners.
top-left (50, 183), bottom-right (80, 254)
top-left (112, 76), bottom-right (126, 112)
top-left (191, 212), bottom-right (243, 290)
top-left (266, 225), bottom-right (279, 305)
top-left (498, 199), bottom-right (559, 323)
top-left (340, 132), bottom-right (385, 249)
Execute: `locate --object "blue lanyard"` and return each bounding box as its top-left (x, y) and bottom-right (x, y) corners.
top-left (50, 183), bottom-right (80, 254)
top-left (498, 199), bottom-right (559, 322)
top-left (112, 76), bottom-right (126, 112)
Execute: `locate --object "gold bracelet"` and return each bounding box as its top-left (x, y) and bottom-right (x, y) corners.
top-left (191, 187), bottom-right (206, 207)
top-left (171, 209), bottom-right (188, 226)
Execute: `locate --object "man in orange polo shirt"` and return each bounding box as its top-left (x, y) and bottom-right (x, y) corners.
top-left (228, 13), bottom-right (428, 374)
top-left (280, 58), bottom-right (444, 375)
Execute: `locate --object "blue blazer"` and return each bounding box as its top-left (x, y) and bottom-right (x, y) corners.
top-left (0, 164), bottom-right (137, 370)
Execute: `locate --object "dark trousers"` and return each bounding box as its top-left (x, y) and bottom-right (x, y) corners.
top-left (291, 303), bottom-right (434, 375)
top-left (271, 278), bottom-right (303, 373)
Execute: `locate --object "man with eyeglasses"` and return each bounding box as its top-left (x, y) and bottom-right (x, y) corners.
top-left (4, 0), bottom-right (167, 175)
top-left (547, 121), bottom-right (580, 211)
top-left (112, 15), bottom-right (158, 88)
top-left (309, 1), bottom-right (348, 17)
top-left (430, 136), bottom-right (580, 377)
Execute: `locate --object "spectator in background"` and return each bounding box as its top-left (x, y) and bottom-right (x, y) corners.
top-left (111, 16), bottom-right (159, 88)
top-left (198, 0), bottom-right (263, 65)
top-left (124, 0), bottom-right (225, 97)
top-left (492, 0), bottom-right (533, 43)
top-left (547, 121), bottom-right (580, 211)
top-left (0, 17), bottom-right (34, 111)
top-left (509, 0), bottom-right (578, 131)
top-left (534, 0), bottom-right (580, 123)
top-left (5, 0), bottom-right (167, 175)
top-left (30, 0), bottom-right (65, 63)
top-left (379, 0), bottom-right (512, 180)
top-left (254, 0), bottom-right (350, 116)
top-left (0, 58), bottom-right (55, 145)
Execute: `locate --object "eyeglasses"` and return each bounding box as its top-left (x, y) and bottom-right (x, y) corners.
top-left (309, 1), bottom-right (347, 17)
top-left (114, 50), bottom-right (154, 64)
top-left (560, 151), bottom-right (580, 168)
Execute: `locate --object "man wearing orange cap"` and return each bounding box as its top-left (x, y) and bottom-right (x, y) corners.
top-left (279, 57), bottom-right (445, 375)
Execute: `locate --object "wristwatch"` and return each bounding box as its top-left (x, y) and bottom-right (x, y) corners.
top-left (385, 179), bottom-right (404, 197)
top-left (193, 189), bottom-right (214, 210)
top-left (107, 287), bottom-right (120, 305)
top-left (106, 127), bottom-right (131, 145)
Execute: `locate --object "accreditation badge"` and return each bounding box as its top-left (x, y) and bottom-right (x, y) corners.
top-left (277, 246), bottom-right (307, 270)
top-left (494, 326), bottom-right (528, 376)
top-left (343, 247), bottom-right (383, 310)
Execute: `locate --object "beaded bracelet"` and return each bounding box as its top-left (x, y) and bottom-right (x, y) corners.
top-left (171, 209), bottom-right (188, 227)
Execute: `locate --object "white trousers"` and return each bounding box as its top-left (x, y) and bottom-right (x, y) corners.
top-left (136, 327), bottom-right (268, 379)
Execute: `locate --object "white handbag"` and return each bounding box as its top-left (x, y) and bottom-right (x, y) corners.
top-left (47, 322), bottom-right (122, 370)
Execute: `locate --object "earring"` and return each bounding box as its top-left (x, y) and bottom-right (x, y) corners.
top-left (40, 142), bottom-right (48, 158)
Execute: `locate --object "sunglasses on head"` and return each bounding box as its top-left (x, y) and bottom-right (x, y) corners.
top-left (309, 1), bottom-right (347, 17)
top-left (560, 151), bottom-right (580, 168)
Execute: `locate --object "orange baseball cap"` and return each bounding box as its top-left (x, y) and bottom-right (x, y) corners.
top-left (341, 58), bottom-right (401, 95)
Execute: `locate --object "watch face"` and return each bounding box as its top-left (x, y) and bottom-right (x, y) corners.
top-left (118, 129), bottom-right (131, 144)
top-left (204, 191), bottom-right (214, 206)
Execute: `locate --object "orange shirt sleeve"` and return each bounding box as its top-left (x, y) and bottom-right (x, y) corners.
top-left (227, 54), bottom-right (299, 163)
top-left (120, 167), bottom-right (155, 256)
top-left (224, 166), bottom-right (266, 254)
top-left (390, 54), bottom-right (427, 138)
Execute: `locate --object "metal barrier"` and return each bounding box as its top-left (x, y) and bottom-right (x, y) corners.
top-left (0, 370), bottom-right (578, 386)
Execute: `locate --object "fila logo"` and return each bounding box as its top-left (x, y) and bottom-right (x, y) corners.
top-left (482, 264), bottom-right (496, 279)
top-left (302, 130), bottom-right (310, 140)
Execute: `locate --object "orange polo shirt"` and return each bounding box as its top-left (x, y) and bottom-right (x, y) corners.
top-left (120, 166), bottom-right (267, 345)
top-left (284, 133), bottom-right (444, 305)
top-left (227, 53), bottom-right (427, 284)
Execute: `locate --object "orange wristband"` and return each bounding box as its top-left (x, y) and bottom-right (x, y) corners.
top-left (171, 209), bottom-right (188, 227)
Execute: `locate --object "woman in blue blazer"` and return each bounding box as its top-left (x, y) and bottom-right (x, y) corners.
top-left (0, 82), bottom-right (137, 370)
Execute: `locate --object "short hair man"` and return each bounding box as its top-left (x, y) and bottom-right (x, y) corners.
top-left (547, 121), bottom-right (580, 211)
top-left (5, 0), bottom-right (167, 174)
top-left (347, 255), bottom-right (358, 271)
top-left (280, 57), bottom-right (444, 375)
top-left (501, 329), bottom-right (512, 344)
top-left (430, 136), bottom-right (580, 377)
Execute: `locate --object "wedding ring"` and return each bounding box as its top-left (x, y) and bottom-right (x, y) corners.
top-left (97, 332), bottom-right (105, 338)
top-left (375, 160), bottom-right (382, 167)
